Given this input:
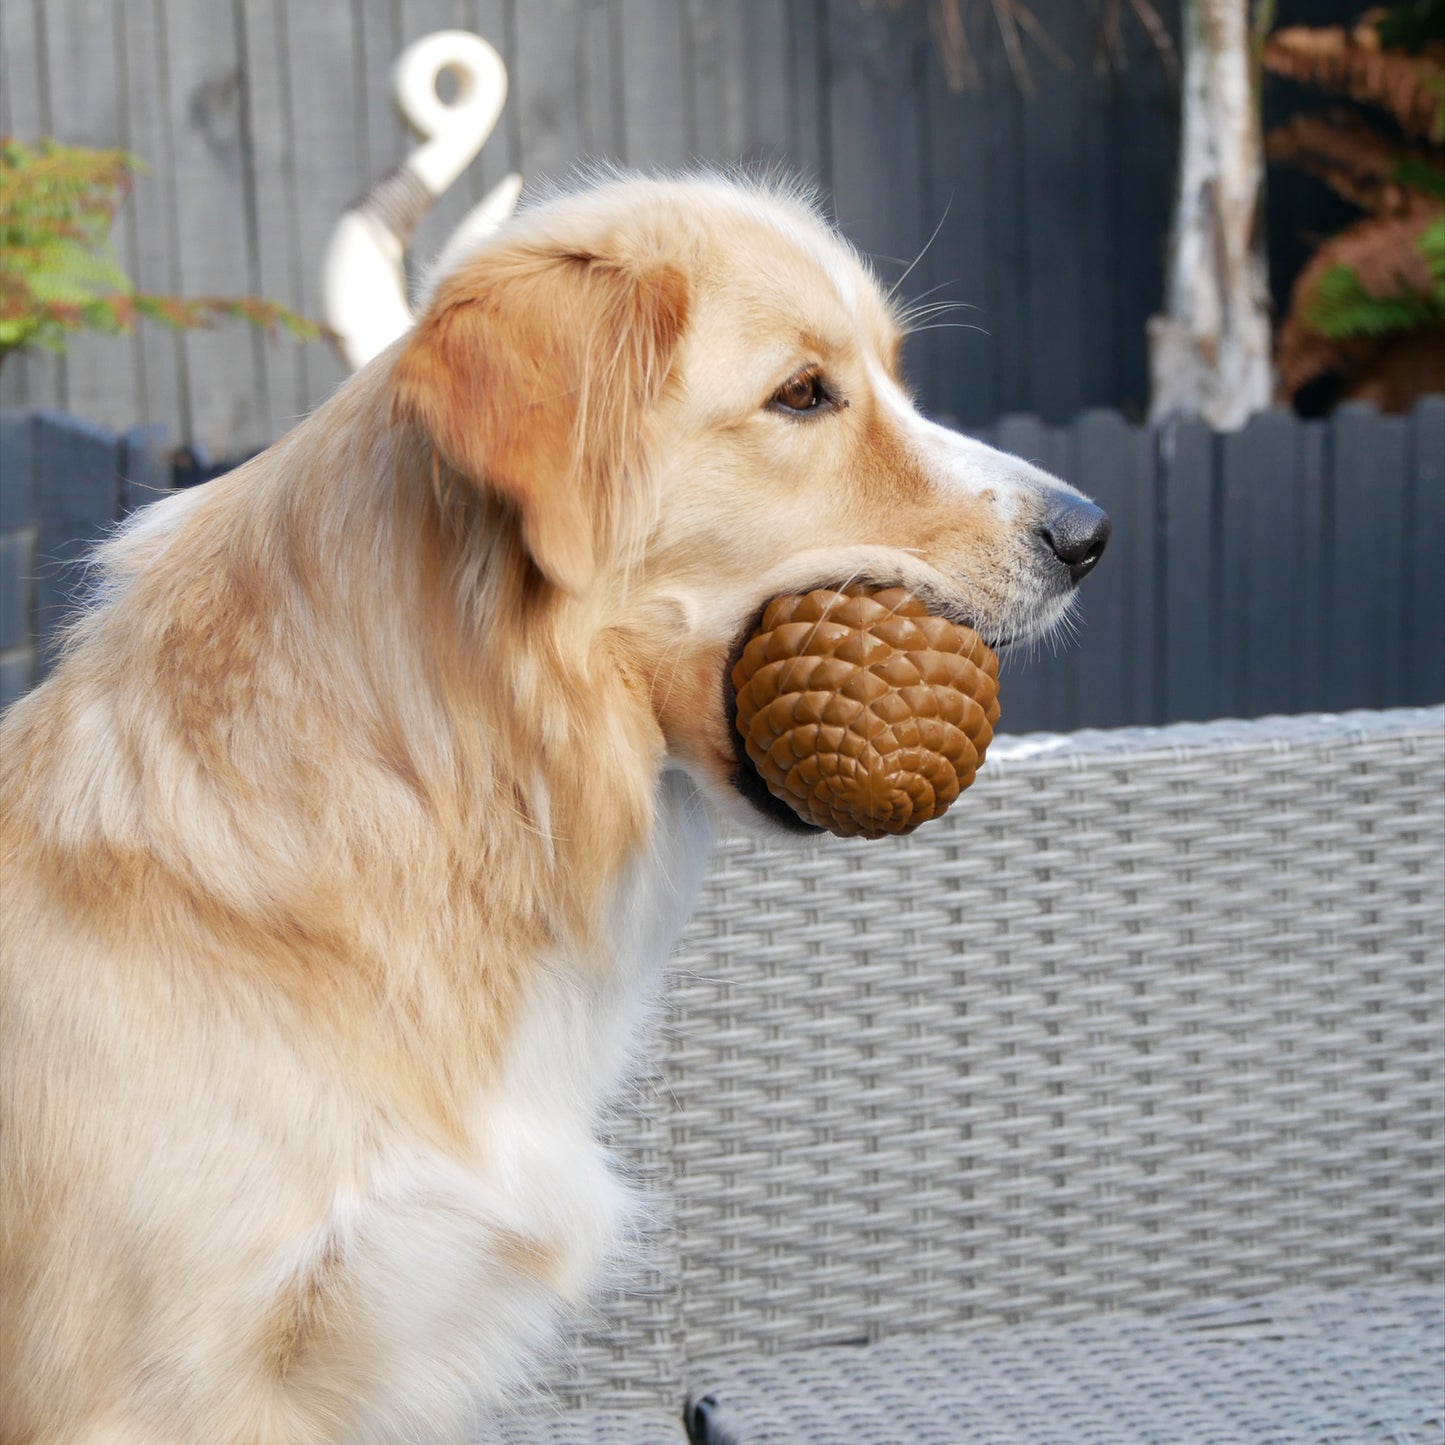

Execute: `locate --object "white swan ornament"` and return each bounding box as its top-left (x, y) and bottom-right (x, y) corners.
top-left (323, 30), bottom-right (523, 372)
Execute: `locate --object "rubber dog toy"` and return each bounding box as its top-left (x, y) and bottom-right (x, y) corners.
top-left (731, 584), bottom-right (1000, 838)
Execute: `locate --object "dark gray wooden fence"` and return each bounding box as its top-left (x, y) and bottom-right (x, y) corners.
top-left (3, 399), bottom-right (1441, 726)
top-left (0, 412), bottom-right (171, 709)
top-left (0, 0), bottom-right (1179, 454)
top-left (974, 398), bottom-right (1445, 734)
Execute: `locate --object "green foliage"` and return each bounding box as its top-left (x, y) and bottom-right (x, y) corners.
top-left (0, 140), bottom-right (134, 356)
top-left (0, 138), bottom-right (319, 365)
top-left (1305, 217), bottom-right (1445, 339)
top-left (1307, 264), bottom-right (1443, 337)
top-left (1394, 157), bottom-right (1445, 199)
top-left (1379, 0), bottom-right (1445, 142)
top-left (1375, 0), bottom-right (1445, 55)
top-left (1423, 209), bottom-right (1445, 281)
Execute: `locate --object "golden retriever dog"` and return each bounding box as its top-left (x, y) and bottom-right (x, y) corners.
top-left (0, 174), bottom-right (1108, 1443)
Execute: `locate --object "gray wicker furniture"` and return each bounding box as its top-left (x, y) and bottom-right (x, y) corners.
top-left (478, 709), bottom-right (1445, 1444)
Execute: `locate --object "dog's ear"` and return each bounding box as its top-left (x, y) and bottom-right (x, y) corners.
top-left (390, 243), bottom-right (689, 595)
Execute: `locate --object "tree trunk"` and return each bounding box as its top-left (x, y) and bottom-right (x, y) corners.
top-left (1149, 0), bottom-right (1274, 429)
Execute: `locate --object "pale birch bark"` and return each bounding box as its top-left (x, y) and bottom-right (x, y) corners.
top-left (1148, 0), bottom-right (1274, 429)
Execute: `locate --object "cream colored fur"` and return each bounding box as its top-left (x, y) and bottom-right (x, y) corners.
top-left (0, 175), bottom-right (1096, 1443)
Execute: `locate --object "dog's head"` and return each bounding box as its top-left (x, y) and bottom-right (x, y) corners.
top-left (391, 175), bottom-right (1108, 834)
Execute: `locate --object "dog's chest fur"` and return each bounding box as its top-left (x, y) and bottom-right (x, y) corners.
top-left (336, 770), bottom-right (713, 1435)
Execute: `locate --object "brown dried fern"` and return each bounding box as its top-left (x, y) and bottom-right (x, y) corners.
top-left (1266, 109), bottom-right (1445, 214)
top-left (1277, 209), bottom-right (1445, 397)
top-left (1263, 20), bottom-right (1445, 141)
top-left (887, 0), bottom-right (1176, 94)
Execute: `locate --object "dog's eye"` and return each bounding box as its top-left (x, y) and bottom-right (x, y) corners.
top-left (771, 372), bottom-right (832, 415)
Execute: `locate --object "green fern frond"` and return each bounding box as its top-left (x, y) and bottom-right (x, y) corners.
top-left (1423, 212), bottom-right (1445, 280)
top-left (1305, 220), bottom-right (1445, 340)
top-left (1395, 158), bottom-right (1445, 199)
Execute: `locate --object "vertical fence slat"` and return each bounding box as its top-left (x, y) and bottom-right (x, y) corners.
top-left (1158, 415), bottom-right (1216, 724)
top-left (116, 0), bottom-right (188, 438)
top-left (0, 528), bottom-right (35, 709)
top-left (0, 357), bottom-right (31, 412)
top-left (1217, 423), bottom-right (1250, 719)
top-left (993, 415), bottom-right (1048, 466)
top-left (684, 0), bottom-right (731, 161)
top-left (1042, 420), bottom-right (1085, 727)
top-left (822, 0), bottom-right (924, 291)
top-left (984, 89), bottom-right (1028, 418)
top-left (1246, 410), bottom-right (1303, 719)
top-left (1074, 32), bottom-right (1118, 415)
top-left (1220, 410), bottom-right (1297, 718)
top-left (575, 0), bottom-right (623, 162)
top-left (988, 416), bottom-right (1046, 734)
top-left (0, 413), bottom-right (37, 534)
top-left (1330, 404), bottom-right (1409, 710)
top-left (0, 524), bottom-right (32, 652)
top-left (0, 412), bottom-right (39, 710)
top-left (159, 0), bottom-right (266, 454)
top-left (990, 415), bottom-right (1051, 733)
top-left (271, 0), bottom-right (355, 422)
top-left (724, 1), bottom-right (794, 168)
top-left (616, 0), bottom-right (690, 171)
top-left (41, 0), bottom-right (145, 430)
top-left (33, 414), bottom-right (122, 678)
top-left (1291, 419), bottom-right (1331, 714)
top-left (354, 0), bottom-right (404, 190)
top-left (1405, 397), bottom-right (1444, 706)
top-left (1071, 409), bottom-right (1150, 730)
top-left (240, 0), bottom-right (307, 440)
top-left (1021, 10), bottom-right (1088, 423)
top-left (783, 3), bottom-right (829, 191)
top-left (0, 0), bottom-right (47, 141)
top-left (512, 0), bottom-right (590, 178)
top-left (918, 65), bottom-right (996, 429)
top-left (1109, 16), bottom-right (1178, 421)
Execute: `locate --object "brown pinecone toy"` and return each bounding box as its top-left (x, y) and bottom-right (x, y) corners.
top-left (731, 584), bottom-right (1001, 839)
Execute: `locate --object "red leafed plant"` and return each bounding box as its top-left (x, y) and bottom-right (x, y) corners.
top-left (0, 138), bottom-right (320, 367)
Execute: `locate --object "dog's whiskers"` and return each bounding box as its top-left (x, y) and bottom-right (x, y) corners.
top-left (998, 593), bottom-right (1084, 672)
top-left (905, 321), bottom-right (992, 336)
top-left (896, 277), bottom-right (963, 310)
top-left (897, 300), bottom-right (979, 328)
top-left (887, 198), bottom-right (953, 306)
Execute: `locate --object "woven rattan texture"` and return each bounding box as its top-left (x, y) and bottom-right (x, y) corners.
top-left (476, 1287), bottom-right (1441, 1443)
top-left (476, 1404), bottom-right (686, 1444)
top-left (491, 708), bottom-right (1445, 1418)
top-left (689, 1286), bottom-right (1445, 1445)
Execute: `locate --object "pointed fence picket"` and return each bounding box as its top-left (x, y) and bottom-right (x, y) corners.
top-left (1, 400), bottom-right (1441, 727)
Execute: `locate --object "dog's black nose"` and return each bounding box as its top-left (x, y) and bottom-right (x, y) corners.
top-left (1038, 497), bottom-right (1111, 584)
